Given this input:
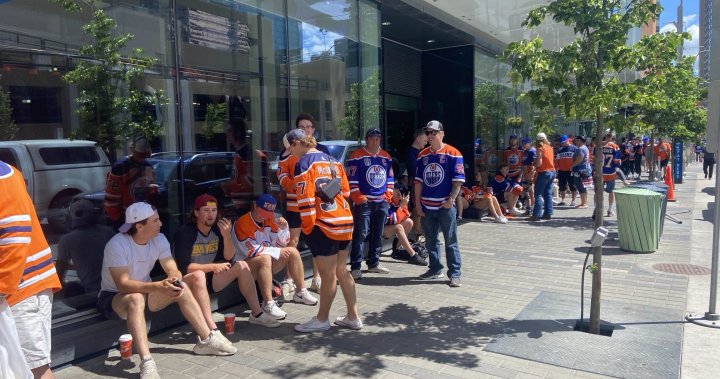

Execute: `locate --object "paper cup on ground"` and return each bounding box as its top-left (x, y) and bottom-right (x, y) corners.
top-left (224, 313), bottom-right (236, 335)
top-left (118, 334), bottom-right (133, 360)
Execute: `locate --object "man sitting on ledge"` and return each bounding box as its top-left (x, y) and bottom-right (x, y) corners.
top-left (231, 194), bottom-right (318, 321)
top-left (98, 202), bottom-right (236, 379)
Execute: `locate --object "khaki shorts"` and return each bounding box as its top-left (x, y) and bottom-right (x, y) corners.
top-left (12, 289), bottom-right (53, 369)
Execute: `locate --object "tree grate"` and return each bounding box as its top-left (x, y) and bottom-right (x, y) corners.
top-left (652, 263), bottom-right (712, 275)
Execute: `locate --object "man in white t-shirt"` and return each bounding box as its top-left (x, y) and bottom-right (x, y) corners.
top-left (98, 202), bottom-right (236, 379)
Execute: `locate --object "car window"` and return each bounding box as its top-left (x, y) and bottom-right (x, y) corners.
top-left (39, 146), bottom-right (100, 165)
top-left (0, 148), bottom-right (19, 170)
top-left (324, 144), bottom-right (345, 161)
top-left (152, 161), bottom-right (177, 184)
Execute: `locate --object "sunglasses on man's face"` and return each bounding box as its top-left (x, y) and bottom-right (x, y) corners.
top-left (424, 130), bottom-right (439, 136)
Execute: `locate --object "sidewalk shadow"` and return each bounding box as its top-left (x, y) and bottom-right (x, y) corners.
top-left (702, 202), bottom-right (714, 222)
top-left (702, 187), bottom-right (715, 196)
top-left (251, 302), bottom-right (632, 378)
top-left (517, 216), bottom-right (598, 231)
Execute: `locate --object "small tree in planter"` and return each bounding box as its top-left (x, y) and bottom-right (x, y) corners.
top-left (0, 85), bottom-right (17, 141)
top-left (52, 0), bottom-right (168, 159)
top-left (200, 103), bottom-right (227, 151)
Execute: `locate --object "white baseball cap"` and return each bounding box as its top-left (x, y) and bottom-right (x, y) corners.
top-left (119, 202), bottom-right (155, 233)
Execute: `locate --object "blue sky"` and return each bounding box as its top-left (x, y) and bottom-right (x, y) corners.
top-left (658, 0), bottom-right (701, 59)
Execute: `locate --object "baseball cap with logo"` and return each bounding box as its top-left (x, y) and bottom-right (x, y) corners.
top-left (119, 202), bottom-right (155, 233)
top-left (194, 194), bottom-right (217, 209)
top-left (365, 128), bottom-right (382, 138)
top-left (559, 134), bottom-right (569, 143)
top-left (255, 193), bottom-right (277, 219)
top-left (283, 129), bottom-right (305, 149)
top-left (425, 120), bottom-right (443, 131)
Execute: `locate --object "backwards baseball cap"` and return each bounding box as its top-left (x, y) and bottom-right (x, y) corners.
top-left (255, 193), bottom-right (277, 219)
top-left (509, 134), bottom-right (518, 139)
top-left (642, 136), bottom-right (650, 142)
top-left (559, 134), bottom-right (569, 143)
top-left (521, 137), bottom-right (532, 144)
top-left (282, 129), bottom-right (305, 149)
top-left (365, 128), bottom-right (382, 138)
top-left (536, 132), bottom-right (547, 141)
top-left (194, 194), bottom-right (217, 209)
top-left (575, 135), bottom-right (587, 142)
top-left (425, 120), bottom-right (443, 131)
top-left (119, 202), bottom-right (155, 233)
top-left (69, 199), bottom-right (96, 229)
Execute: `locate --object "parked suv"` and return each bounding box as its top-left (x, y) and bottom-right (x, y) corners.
top-left (0, 140), bottom-right (111, 232)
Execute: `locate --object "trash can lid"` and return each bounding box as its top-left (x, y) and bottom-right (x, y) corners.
top-left (614, 187), bottom-right (664, 197)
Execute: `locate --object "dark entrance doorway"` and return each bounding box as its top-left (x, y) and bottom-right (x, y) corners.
top-left (385, 108), bottom-right (416, 173)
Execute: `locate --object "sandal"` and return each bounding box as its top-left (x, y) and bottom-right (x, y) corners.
top-left (575, 204), bottom-right (588, 209)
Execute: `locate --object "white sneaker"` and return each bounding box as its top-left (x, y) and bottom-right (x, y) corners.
top-left (351, 269), bottom-right (362, 280)
top-left (249, 311), bottom-right (280, 328)
top-left (262, 301), bottom-right (287, 320)
top-left (293, 288), bottom-right (319, 305)
top-left (367, 265), bottom-right (390, 274)
top-left (294, 317), bottom-right (331, 333)
top-left (334, 315), bottom-right (363, 330)
top-left (193, 333), bottom-right (236, 356)
top-left (494, 216), bottom-right (508, 224)
top-left (211, 329), bottom-right (232, 346)
top-left (309, 276), bottom-right (321, 292)
top-left (140, 358), bottom-right (161, 379)
top-left (510, 207), bottom-right (524, 216)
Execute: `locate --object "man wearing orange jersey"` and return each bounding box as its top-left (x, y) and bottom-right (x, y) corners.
top-left (1, 160), bottom-right (42, 379)
top-left (601, 133), bottom-right (622, 217)
top-left (654, 138), bottom-right (672, 179)
top-left (1, 158), bottom-right (61, 379)
top-left (231, 194), bottom-right (318, 321)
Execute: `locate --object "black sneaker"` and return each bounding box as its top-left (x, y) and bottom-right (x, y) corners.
top-left (408, 253), bottom-right (428, 266)
top-left (541, 215), bottom-right (551, 220)
top-left (418, 270), bottom-right (443, 280)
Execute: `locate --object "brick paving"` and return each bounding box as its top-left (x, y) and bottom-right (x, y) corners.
top-left (55, 164), bottom-right (720, 379)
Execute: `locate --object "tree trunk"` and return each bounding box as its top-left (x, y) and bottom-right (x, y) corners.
top-left (649, 130), bottom-right (656, 181)
top-left (589, 113), bottom-right (605, 334)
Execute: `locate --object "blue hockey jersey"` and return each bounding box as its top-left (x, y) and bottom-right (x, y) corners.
top-left (414, 144), bottom-right (465, 211)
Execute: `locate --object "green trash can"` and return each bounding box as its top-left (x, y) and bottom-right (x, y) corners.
top-left (614, 187), bottom-right (663, 253)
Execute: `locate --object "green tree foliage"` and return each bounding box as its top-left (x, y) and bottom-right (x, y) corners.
top-left (474, 82), bottom-right (508, 143)
top-left (203, 103), bottom-right (227, 141)
top-left (502, 0), bottom-right (688, 334)
top-left (52, 0), bottom-right (167, 158)
top-left (338, 70), bottom-right (380, 140)
top-left (0, 85), bottom-right (17, 141)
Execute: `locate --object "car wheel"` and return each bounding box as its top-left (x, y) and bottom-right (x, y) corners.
top-left (47, 192), bottom-right (77, 234)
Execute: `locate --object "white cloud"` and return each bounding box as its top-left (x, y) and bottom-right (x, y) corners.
top-left (683, 14), bottom-right (697, 24)
top-left (660, 23), bottom-right (677, 33)
top-left (684, 23), bottom-right (700, 57)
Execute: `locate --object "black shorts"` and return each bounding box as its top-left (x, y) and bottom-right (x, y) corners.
top-left (205, 272), bottom-right (216, 294)
top-left (557, 171), bottom-right (576, 192)
top-left (286, 211), bottom-right (302, 229)
top-left (97, 290), bottom-right (120, 320)
top-left (660, 159), bottom-right (669, 168)
top-left (303, 226), bottom-right (349, 257)
top-left (573, 175), bottom-right (587, 194)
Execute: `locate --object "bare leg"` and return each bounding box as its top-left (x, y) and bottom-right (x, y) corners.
top-left (456, 196), bottom-right (469, 218)
top-left (314, 255), bottom-right (338, 322)
top-left (386, 220), bottom-right (417, 256)
top-left (31, 365), bottom-right (54, 379)
top-left (335, 248), bottom-right (359, 320)
top-left (112, 293), bottom-right (152, 358)
top-left (148, 287), bottom-right (211, 340)
top-left (212, 261), bottom-right (263, 315)
top-left (272, 248), bottom-right (306, 292)
top-left (246, 255), bottom-right (274, 303)
top-left (184, 271), bottom-right (217, 330)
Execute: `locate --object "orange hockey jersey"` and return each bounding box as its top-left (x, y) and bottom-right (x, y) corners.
top-left (0, 161), bottom-right (60, 305)
top-left (294, 151), bottom-right (353, 241)
top-left (277, 150), bottom-right (300, 213)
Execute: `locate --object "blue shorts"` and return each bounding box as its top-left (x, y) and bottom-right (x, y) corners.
top-left (603, 180), bottom-right (616, 193)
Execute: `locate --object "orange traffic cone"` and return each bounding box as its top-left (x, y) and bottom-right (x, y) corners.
top-left (664, 165), bottom-right (676, 202)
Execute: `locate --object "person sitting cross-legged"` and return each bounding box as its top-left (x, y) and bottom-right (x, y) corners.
top-left (490, 164), bottom-right (524, 216)
top-left (231, 194), bottom-right (318, 321)
top-left (384, 188), bottom-right (428, 266)
top-left (98, 202), bottom-right (236, 379)
top-left (173, 194), bottom-right (280, 328)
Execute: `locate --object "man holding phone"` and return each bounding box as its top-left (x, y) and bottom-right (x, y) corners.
top-left (98, 202), bottom-right (236, 379)
top-left (173, 194), bottom-right (279, 328)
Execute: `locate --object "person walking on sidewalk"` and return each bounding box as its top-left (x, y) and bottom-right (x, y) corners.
top-left (285, 130), bottom-right (361, 333)
top-left (414, 120), bottom-right (465, 287)
top-left (173, 194), bottom-right (280, 328)
top-left (98, 202), bottom-right (237, 379)
top-left (528, 133), bottom-right (555, 221)
top-left (347, 128), bottom-right (395, 280)
top-left (703, 146), bottom-right (715, 180)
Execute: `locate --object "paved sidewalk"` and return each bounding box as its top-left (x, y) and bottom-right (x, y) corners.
top-left (55, 164), bottom-right (720, 379)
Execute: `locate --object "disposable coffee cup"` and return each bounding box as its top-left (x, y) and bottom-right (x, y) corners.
top-left (118, 334), bottom-right (133, 360)
top-left (224, 313), bottom-right (236, 335)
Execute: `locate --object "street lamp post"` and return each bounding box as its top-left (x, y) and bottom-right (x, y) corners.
top-left (686, 0), bottom-right (720, 328)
